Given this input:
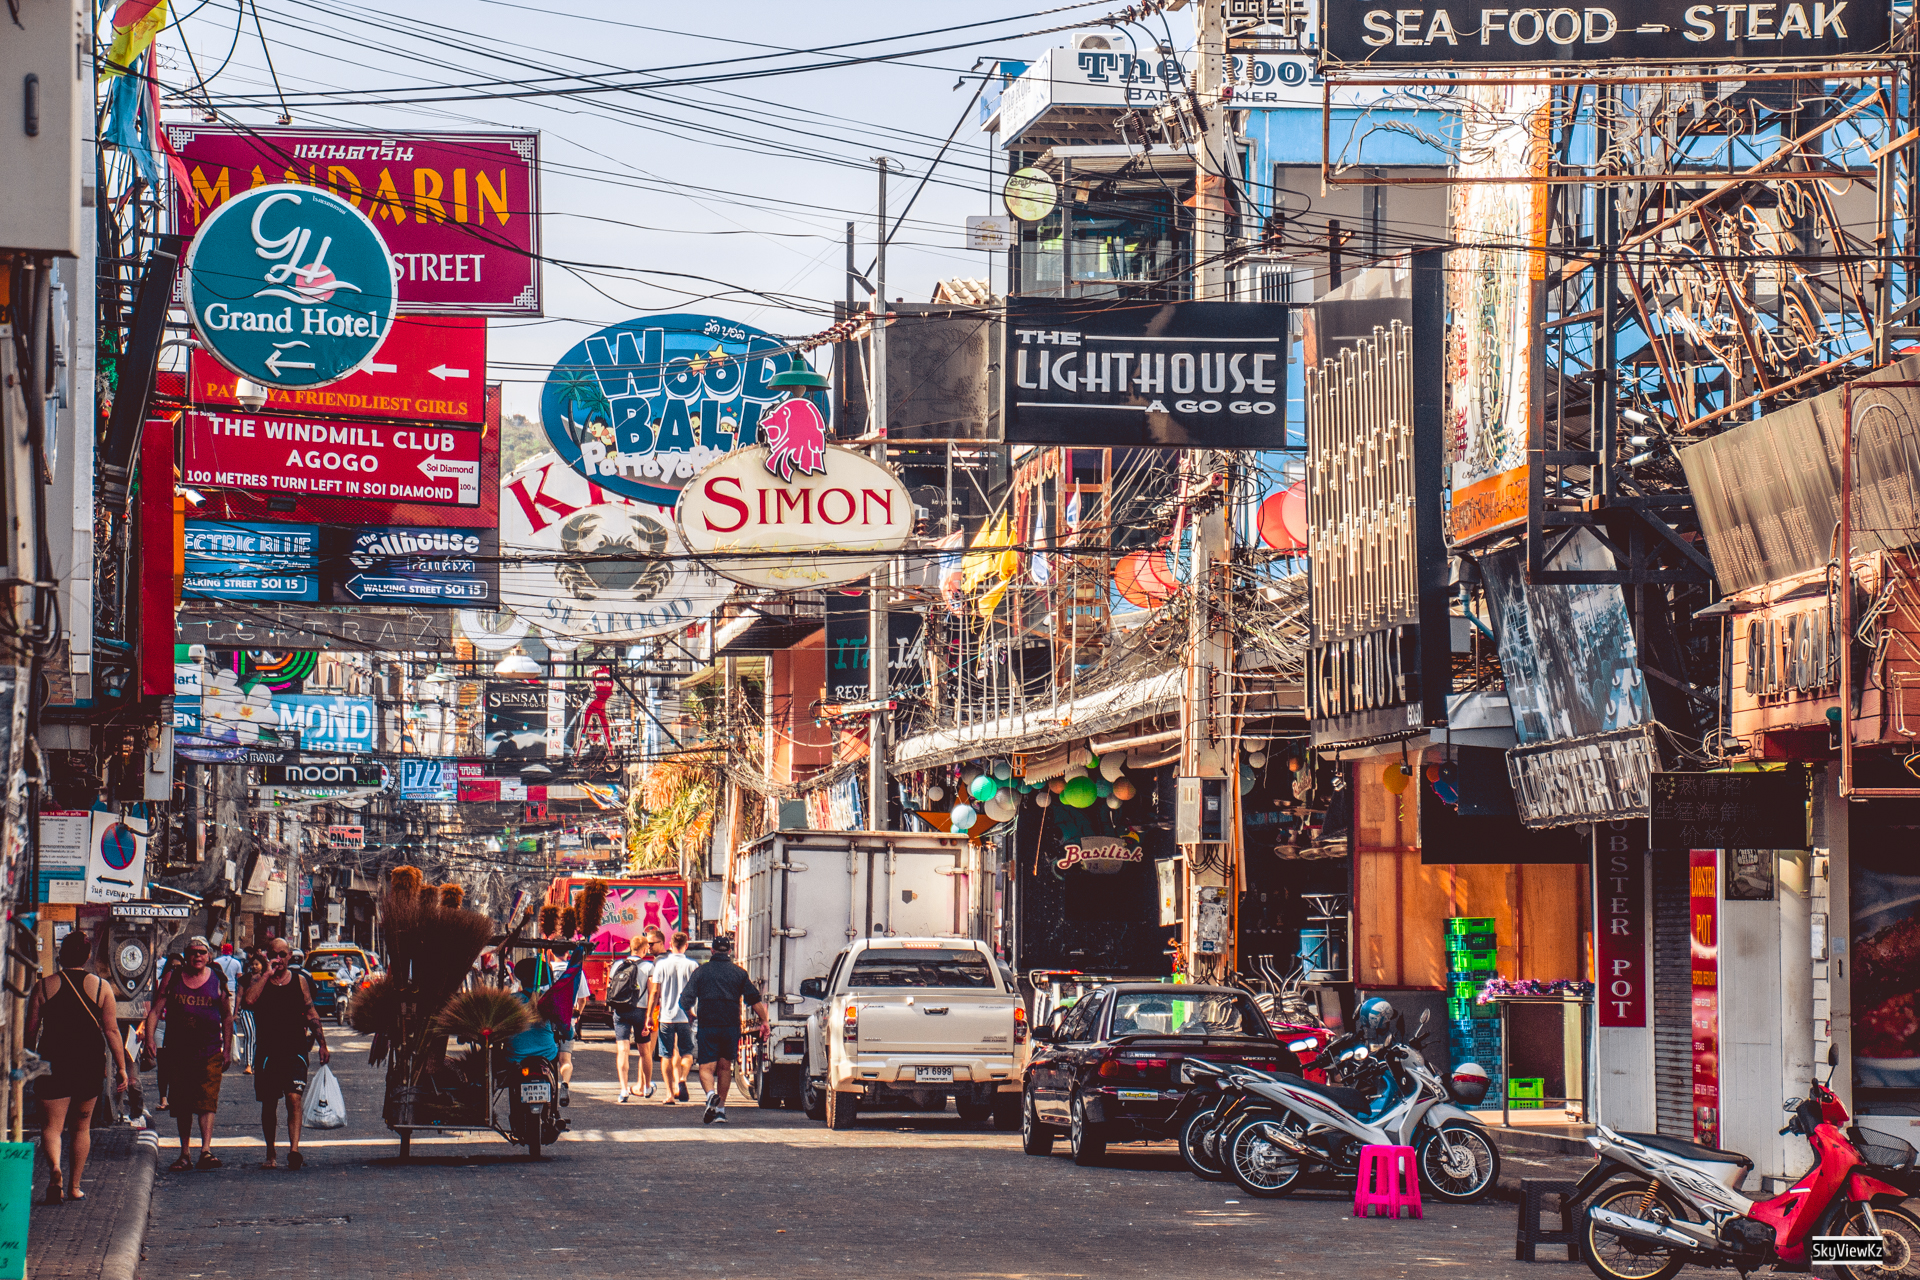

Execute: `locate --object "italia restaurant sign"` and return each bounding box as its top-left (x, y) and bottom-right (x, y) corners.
top-left (676, 428), bottom-right (913, 591)
top-left (185, 185), bottom-right (399, 389)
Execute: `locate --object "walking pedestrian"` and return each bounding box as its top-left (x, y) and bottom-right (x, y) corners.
top-left (607, 929), bottom-right (660, 1102)
top-left (240, 939), bottom-right (331, 1170)
top-left (678, 936), bottom-right (769, 1125)
top-left (141, 936), bottom-right (232, 1172)
top-left (25, 930), bottom-right (131, 1204)
top-left (651, 933), bottom-right (699, 1105)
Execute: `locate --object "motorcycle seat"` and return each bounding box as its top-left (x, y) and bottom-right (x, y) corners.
top-left (1282, 1075), bottom-right (1369, 1115)
top-left (1616, 1130), bottom-right (1754, 1168)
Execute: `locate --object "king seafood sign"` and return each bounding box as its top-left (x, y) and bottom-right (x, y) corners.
top-left (675, 400), bottom-right (913, 590)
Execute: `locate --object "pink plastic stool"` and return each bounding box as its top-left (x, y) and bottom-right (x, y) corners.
top-left (1353, 1144), bottom-right (1423, 1219)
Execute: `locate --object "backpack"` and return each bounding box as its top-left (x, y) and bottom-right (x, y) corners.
top-left (606, 959), bottom-right (643, 1009)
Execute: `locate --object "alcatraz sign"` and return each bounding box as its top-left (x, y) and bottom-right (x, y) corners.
top-left (1003, 300), bottom-right (1291, 448)
top-left (1322, 0), bottom-right (1887, 62)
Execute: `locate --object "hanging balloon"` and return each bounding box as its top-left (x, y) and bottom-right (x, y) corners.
top-left (1381, 762), bottom-right (1412, 795)
top-left (1255, 480), bottom-right (1309, 553)
top-left (1425, 763), bottom-right (1441, 782)
top-left (950, 803), bottom-right (978, 830)
top-left (992, 759), bottom-right (1012, 780)
top-left (1112, 777), bottom-right (1137, 802)
top-left (1035, 790), bottom-right (1053, 808)
top-left (1288, 758), bottom-right (1303, 772)
top-left (1086, 753), bottom-right (1101, 770)
top-left (1106, 796), bottom-right (1123, 808)
top-left (1094, 779), bottom-right (1113, 798)
top-left (1113, 546), bottom-right (1179, 607)
top-left (1060, 776), bottom-right (1098, 808)
top-left (1240, 765), bottom-right (1257, 795)
top-left (992, 795), bottom-right (1018, 821)
top-left (1248, 751), bottom-right (1268, 769)
top-left (1048, 777), bottom-right (1066, 794)
top-left (927, 784), bottom-right (944, 803)
top-left (1099, 752), bottom-right (1127, 782)
top-left (970, 774), bottom-right (1001, 803)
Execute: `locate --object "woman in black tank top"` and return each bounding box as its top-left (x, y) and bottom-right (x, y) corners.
top-left (25, 930), bottom-right (131, 1204)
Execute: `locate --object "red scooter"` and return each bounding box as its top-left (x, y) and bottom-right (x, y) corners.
top-left (1571, 1057), bottom-right (1920, 1279)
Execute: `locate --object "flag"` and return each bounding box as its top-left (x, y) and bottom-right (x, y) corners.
top-left (936, 530), bottom-right (965, 606)
top-left (960, 513), bottom-right (1011, 594)
top-left (1030, 502), bottom-right (1051, 586)
top-left (101, 0), bottom-right (168, 81)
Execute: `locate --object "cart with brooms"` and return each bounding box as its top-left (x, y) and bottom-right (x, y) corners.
top-left (348, 868), bottom-right (607, 1159)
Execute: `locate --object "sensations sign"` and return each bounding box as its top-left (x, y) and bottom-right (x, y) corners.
top-left (184, 184), bottom-right (399, 389)
top-left (676, 431), bottom-right (913, 590)
top-left (540, 313), bottom-right (824, 508)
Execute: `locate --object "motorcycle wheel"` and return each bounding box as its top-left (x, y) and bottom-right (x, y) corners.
top-left (1418, 1121), bottom-right (1500, 1202)
top-left (1226, 1115), bottom-right (1304, 1198)
top-left (1579, 1182), bottom-right (1690, 1280)
top-left (522, 1106), bottom-right (544, 1160)
top-left (1835, 1204), bottom-right (1920, 1279)
top-left (1180, 1107), bottom-right (1232, 1182)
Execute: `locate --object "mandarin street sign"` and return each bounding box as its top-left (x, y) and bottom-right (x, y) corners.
top-left (185, 184), bottom-right (399, 389)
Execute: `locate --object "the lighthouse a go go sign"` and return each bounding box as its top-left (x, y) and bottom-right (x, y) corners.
top-left (185, 184), bottom-right (400, 389)
top-left (675, 410), bottom-right (913, 591)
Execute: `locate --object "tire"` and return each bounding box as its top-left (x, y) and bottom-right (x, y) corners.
top-left (802, 1057), bottom-right (827, 1122)
top-left (1180, 1106), bottom-right (1232, 1182)
top-left (956, 1097), bottom-right (992, 1124)
top-left (1579, 1182), bottom-right (1691, 1280)
top-left (1834, 1204), bottom-right (1920, 1280)
top-left (824, 1087), bottom-right (859, 1131)
top-left (397, 1129), bottom-right (411, 1161)
top-left (1069, 1093), bottom-right (1107, 1166)
top-left (1226, 1115), bottom-right (1304, 1198)
top-left (1021, 1089), bottom-right (1055, 1155)
top-left (992, 1093), bottom-right (1021, 1131)
top-left (1418, 1121), bottom-right (1501, 1202)
top-left (524, 1107), bottom-right (544, 1160)
top-left (919, 1094), bottom-right (949, 1113)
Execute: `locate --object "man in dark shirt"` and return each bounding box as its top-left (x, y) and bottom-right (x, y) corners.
top-left (681, 936), bottom-right (769, 1125)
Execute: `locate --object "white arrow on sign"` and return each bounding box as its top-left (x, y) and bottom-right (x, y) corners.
top-left (418, 455), bottom-right (481, 478)
top-left (428, 364), bottom-right (470, 381)
top-left (368, 362), bottom-right (398, 373)
top-left (264, 343), bottom-right (317, 377)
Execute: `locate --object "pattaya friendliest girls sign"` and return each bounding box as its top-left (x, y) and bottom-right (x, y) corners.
top-left (675, 420), bottom-right (913, 590)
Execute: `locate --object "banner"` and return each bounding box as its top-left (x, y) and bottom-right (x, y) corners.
top-left (183, 409), bottom-right (482, 507)
top-left (85, 807), bottom-right (149, 904)
top-left (183, 522), bottom-right (319, 601)
top-left (1649, 770), bottom-right (1808, 850)
top-left (398, 758), bottom-right (457, 801)
top-left (1690, 848), bottom-right (1720, 1148)
top-left (189, 317), bottom-right (487, 424)
top-left (327, 526), bottom-right (497, 606)
top-left (170, 126), bottom-right (542, 316)
top-left (484, 682), bottom-right (547, 761)
top-left (176, 604), bottom-right (454, 649)
top-left (1594, 824), bottom-right (1647, 1028)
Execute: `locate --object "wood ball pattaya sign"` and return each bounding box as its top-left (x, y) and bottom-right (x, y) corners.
top-left (675, 411), bottom-right (912, 590)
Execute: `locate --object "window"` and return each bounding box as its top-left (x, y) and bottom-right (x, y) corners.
top-left (847, 947), bottom-right (996, 989)
top-left (1110, 990), bottom-right (1270, 1038)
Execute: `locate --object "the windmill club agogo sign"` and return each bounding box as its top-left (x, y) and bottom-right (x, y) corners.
top-left (675, 397), bottom-right (913, 591)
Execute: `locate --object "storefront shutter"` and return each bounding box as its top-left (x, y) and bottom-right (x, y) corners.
top-left (1652, 853), bottom-right (1692, 1136)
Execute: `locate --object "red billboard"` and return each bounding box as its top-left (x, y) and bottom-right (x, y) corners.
top-left (189, 316), bottom-right (487, 424)
top-left (184, 408), bottom-right (483, 507)
top-left (169, 126), bottom-right (541, 316)
top-left (193, 387), bottom-right (502, 530)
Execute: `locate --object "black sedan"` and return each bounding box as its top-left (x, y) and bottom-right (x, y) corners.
top-left (1020, 983), bottom-right (1299, 1165)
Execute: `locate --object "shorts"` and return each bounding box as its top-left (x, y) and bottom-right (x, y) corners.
top-left (696, 1026), bottom-right (741, 1067)
top-left (612, 1007), bottom-right (652, 1043)
top-left (253, 1050), bottom-right (308, 1101)
top-left (556, 1038), bottom-right (574, 1053)
top-left (656, 1021), bottom-right (693, 1057)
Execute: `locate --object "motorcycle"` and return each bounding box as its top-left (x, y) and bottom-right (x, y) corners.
top-left (1214, 1010), bottom-right (1501, 1202)
top-left (1570, 1057), bottom-right (1920, 1280)
top-left (504, 1053), bottom-right (565, 1159)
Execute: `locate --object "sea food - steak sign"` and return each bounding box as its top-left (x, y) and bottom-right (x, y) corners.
top-left (185, 184), bottom-right (399, 388)
top-left (675, 410), bottom-right (913, 589)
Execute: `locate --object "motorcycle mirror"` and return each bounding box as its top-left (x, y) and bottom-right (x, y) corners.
top-left (1785, 1096), bottom-right (1804, 1112)
top-left (1416, 1008), bottom-right (1431, 1032)
top-left (1829, 1042), bottom-right (1841, 1068)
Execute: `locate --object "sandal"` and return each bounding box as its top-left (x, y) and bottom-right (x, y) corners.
top-left (196, 1153), bottom-right (222, 1170)
top-left (259, 1157), bottom-right (278, 1170)
top-left (287, 1151), bottom-right (303, 1171)
top-left (167, 1157), bottom-right (192, 1173)
top-left (66, 1187), bottom-right (85, 1201)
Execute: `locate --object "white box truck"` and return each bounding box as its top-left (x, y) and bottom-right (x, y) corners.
top-left (736, 829), bottom-right (987, 1107)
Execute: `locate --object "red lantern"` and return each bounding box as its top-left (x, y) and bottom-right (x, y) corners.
top-left (1114, 546), bottom-right (1178, 607)
top-left (1256, 480), bottom-right (1309, 553)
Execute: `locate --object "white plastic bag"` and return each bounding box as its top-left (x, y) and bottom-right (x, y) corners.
top-left (302, 1064), bottom-right (347, 1130)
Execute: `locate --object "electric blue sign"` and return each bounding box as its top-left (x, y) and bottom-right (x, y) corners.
top-left (538, 313), bottom-right (824, 507)
top-left (183, 521), bottom-right (319, 601)
top-left (399, 759), bottom-right (458, 801)
top-left (184, 184), bottom-right (399, 389)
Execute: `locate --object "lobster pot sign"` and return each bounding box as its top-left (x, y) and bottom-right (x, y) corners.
top-left (497, 451), bottom-right (729, 642)
top-left (676, 442), bottom-right (913, 591)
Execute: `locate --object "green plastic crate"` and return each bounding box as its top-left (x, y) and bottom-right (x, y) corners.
top-left (1450, 949), bottom-right (1498, 974)
top-left (1447, 917), bottom-right (1496, 935)
top-left (1449, 996), bottom-right (1499, 1021)
top-left (1447, 931), bottom-right (1497, 952)
top-left (1509, 1099), bottom-right (1545, 1110)
top-left (1508, 1078), bottom-right (1546, 1101)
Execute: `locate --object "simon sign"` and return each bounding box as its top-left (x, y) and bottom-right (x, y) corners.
top-left (185, 184), bottom-right (399, 389)
top-left (675, 428), bottom-right (913, 590)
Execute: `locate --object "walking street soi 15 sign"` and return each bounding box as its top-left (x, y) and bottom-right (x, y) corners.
top-left (185, 184), bottom-right (399, 389)
top-left (676, 436), bottom-right (913, 590)
top-left (1002, 299), bottom-right (1291, 448)
top-left (1321, 0), bottom-right (1890, 62)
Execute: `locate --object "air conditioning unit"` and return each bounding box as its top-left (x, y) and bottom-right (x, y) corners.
top-left (1238, 261), bottom-right (1308, 333)
top-left (1071, 31), bottom-right (1127, 53)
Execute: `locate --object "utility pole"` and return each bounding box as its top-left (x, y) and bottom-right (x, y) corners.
top-left (1182, 0), bottom-right (1237, 981)
top-left (868, 158), bottom-right (893, 831)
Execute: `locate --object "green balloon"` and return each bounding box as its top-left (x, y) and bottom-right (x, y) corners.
top-left (1060, 775), bottom-right (1098, 808)
top-left (969, 774), bottom-right (1001, 802)
top-left (1095, 779), bottom-right (1113, 797)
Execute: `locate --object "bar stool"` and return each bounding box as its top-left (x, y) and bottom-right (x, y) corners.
top-left (1354, 1144), bottom-right (1423, 1219)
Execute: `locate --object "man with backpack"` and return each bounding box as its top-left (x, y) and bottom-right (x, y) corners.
top-left (607, 929), bottom-right (661, 1103)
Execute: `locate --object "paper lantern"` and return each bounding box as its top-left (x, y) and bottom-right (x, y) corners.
top-left (960, 766), bottom-right (980, 787)
top-left (1114, 546), bottom-right (1179, 607)
top-left (993, 759), bottom-right (1012, 780)
top-left (1111, 778), bottom-right (1137, 801)
top-left (1035, 790), bottom-right (1053, 808)
top-left (1099, 752), bottom-right (1127, 781)
top-left (1288, 758), bottom-right (1302, 772)
top-left (950, 803), bottom-right (978, 830)
top-left (1256, 480), bottom-right (1309, 553)
top-left (985, 794), bottom-right (1016, 822)
top-left (1060, 776), bottom-right (1098, 808)
top-left (1248, 751), bottom-right (1267, 769)
top-left (1106, 796), bottom-right (1123, 808)
top-left (970, 774), bottom-right (1001, 803)
top-left (1381, 762), bottom-right (1412, 795)
top-left (1425, 763), bottom-right (1441, 782)
top-left (1240, 765), bottom-right (1257, 795)
top-left (1048, 777), bottom-right (1066, 794)
top-left (1094, 779), bottom-right (1113, 798)
top-left (927, 784), bottom-right (944, 803)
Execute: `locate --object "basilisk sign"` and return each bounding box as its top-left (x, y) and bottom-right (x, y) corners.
top-left (185, 184), bottom-right (400, 389)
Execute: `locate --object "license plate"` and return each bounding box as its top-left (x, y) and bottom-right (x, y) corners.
top-left (1118, 1090), bottom-right (1158, 1099)
top-left (912, 1066), bottom-right (953, 1083)
top-left (519, 1083), bottom-right (551, 1103)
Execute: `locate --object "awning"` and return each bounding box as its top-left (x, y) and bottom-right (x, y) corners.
top-left (890, 668), bottom-right (1183, 774)
top-left (678, 656), bottom-right (767, 690)
top-left (714, 611), bottom-right (822, 655)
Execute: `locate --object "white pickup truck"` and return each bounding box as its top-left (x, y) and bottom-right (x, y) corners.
top-left (800, 937), bottom-right (1029, 1131)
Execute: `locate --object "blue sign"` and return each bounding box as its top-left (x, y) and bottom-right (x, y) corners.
top-left (184, 184), bottom-right (399, 389)
top-left (329, 526), bottom-right (496, 605)
top-left (269, 695), bottom-right (377, 754)
top-left (399, 759), bottom-right (458, 801)
top-left (538, 312), bottom-right (824, 507)
top-left (183, 521), bottom-right (319, 601)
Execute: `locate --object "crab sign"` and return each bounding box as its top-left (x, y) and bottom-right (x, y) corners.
top-left (760, 397), bottom-right (829, 482)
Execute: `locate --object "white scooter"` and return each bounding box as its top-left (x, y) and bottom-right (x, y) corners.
top-left (1215, 1009), bottom-right (1501, 1201)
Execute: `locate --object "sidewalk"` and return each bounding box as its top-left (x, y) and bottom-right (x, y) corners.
top-left (26, 1121), bottom-right (161, 1280)
top-left (1490, 1119), bottom-right (1596, 1202)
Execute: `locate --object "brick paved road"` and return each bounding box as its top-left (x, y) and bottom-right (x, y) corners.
top-left (139, 1030), bottom-right (1582, 1280)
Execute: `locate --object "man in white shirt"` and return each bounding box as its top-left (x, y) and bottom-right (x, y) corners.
top-left (649, 932), bottom-right (700, 1104)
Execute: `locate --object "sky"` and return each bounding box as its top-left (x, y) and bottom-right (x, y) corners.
top-left (152, 0), bottom-right (1131, 421)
